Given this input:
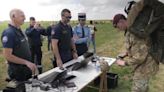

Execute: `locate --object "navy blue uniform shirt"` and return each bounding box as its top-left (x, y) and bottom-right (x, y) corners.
top-left (2, 24), bottom-right (20, 49)
top-left (51, 21), bottom-right (73, 62)
top-left (25, 26), bottom-right (47, 46)
top-left (1, 24), bottom-right (31, 62)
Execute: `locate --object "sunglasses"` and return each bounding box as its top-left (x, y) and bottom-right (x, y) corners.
top-left (65, 16), bottom-right (72, 19)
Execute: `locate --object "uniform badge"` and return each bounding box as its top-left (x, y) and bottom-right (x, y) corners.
top-left (2, 36), bottom-right (8, 43)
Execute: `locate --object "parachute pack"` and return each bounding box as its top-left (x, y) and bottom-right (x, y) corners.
top-left (128, 0), bottom-right (164, 63)
top-left (124, 0), bottom-right (136, 14)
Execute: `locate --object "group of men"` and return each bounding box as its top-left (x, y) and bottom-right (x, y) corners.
top-left (46, 10), bottom-right (97, 68)
top-left (1, 8), bottom-right (97, 82)
top-left (1, 0), bottom-right (163, 92)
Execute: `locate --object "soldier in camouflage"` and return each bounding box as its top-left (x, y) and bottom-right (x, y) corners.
top-left (112, 0), bottom-right (163, 91)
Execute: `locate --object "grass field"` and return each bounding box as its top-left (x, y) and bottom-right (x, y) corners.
top-left (0, 21), bottom-right (164, 92)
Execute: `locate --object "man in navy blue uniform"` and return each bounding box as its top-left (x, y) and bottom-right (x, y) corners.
top-left (1, 9), bottom-right (37, 81)
top-left (25, 17), bottom-right (47, 74)
top-left (51, 9), bottom-right (78, 68)
top-left (46, 23), bottom-right (55, 51)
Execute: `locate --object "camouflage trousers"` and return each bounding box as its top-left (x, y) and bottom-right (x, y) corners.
top-left (131, 72), bottom-right (149, 92)
top-left (131, 55), bottom-right (159, 92)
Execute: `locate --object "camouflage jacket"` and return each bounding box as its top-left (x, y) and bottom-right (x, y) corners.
top-left (125, 31), bottom-right (149, 66)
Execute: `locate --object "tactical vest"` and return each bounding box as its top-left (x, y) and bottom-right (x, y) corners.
top-left (12, 30), bottom-right (31, 63)
top-left (128, 0), bottom-right (164, 63)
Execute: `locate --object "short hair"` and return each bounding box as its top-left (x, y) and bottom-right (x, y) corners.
top-left (61, 9), bottom-right (71, 16)
top-left (30, 17), bottom-right (35, 21)
top-left (9, 9), bottom-right (23, 19)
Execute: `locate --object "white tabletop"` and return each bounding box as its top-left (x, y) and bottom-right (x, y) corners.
top-left (26, 56), bottom-right (116, 92)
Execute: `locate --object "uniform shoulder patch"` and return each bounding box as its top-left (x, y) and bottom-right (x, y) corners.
top-left (2, 36), bottom-right (8, 43)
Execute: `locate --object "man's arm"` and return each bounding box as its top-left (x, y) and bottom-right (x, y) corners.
top-left (73, 35), bottom-right (88, 44)
top-left (46, 26), bottom-right (52, 36)
top-left (116, 51), bottom-right (148, 66)
top-left (73, 27), bottom-right (89, 44)
top-left (39, 28), bottom-right (47, 36)
top-left (25, 28), bottom-right (35, 37)
top-left (51, 39), bottom-right (63, 67)
top-left (33, 23), bottom-right (47, 36)
top-left (3, 48), bottom-right (37, 74)
top-left (71, 38), bottom-right (78, 59)
top-left (87, 28), bottom-right (91, 46)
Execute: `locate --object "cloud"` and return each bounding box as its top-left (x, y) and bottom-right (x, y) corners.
top-left (38, 0), bottom-right (133, 20)
top-left (39, 0), bottom-right (164, 20)
top-left (1, 0), bottom-right (152, 21)
top-left (40, 0), bottom-right (78, 6)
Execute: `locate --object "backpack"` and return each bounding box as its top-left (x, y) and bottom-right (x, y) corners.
top-left (124, 0), bottom-right (136, 14)
top-left (128, 0), bottom-right (164, 63)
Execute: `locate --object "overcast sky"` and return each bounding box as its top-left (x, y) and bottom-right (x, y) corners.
top-left (0, 0), bottom-right (163, 21)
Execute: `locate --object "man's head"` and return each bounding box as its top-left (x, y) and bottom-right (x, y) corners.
top-left (78, 13), bottom-right (86, 26)
top-left (90, 20), bottom-right (93, 24)
top-left (29, 17), bottom-right (36, 26)
top-left (61, 9), bottom-right (71, 24)
top-left (113, 14), bottom-right (127, 30)
top-left (10, 9), bottom-right (25, 26)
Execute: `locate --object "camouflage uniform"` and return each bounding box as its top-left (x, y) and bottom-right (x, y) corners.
top-left (124, 0), bottom-right (159, 92)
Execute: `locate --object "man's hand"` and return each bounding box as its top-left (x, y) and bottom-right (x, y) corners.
top-left (56, 59), bottom-right (63, 68)
top-left (73, 35), bottom-right (79, 41)
top-left (25, 61), bottom-right (37, 74)
top-left (117, 52), bottom-right (128, 59)
top-left (34, 23), bottom-right (40, 29)
top-left (116, 59), bottom-right (126, 66)
top-left (73, 52), bottom-right (78, 59)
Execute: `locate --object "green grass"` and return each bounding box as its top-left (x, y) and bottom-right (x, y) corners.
top-left (0, 21), bottom-right (164, 92)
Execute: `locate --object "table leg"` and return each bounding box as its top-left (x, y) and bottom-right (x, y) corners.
top-left (99, 71), bottom-right (108, 92)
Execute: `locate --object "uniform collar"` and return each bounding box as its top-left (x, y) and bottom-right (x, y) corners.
top-left (78, 24), bottom-right (87, 28)
top-left (8, 24), bottom-right (21, 31)
top-left (59, 21), bottom-right (68, 27)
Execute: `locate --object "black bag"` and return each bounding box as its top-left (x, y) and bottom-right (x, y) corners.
top-left (94, 73), bottom-right (118, 89)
